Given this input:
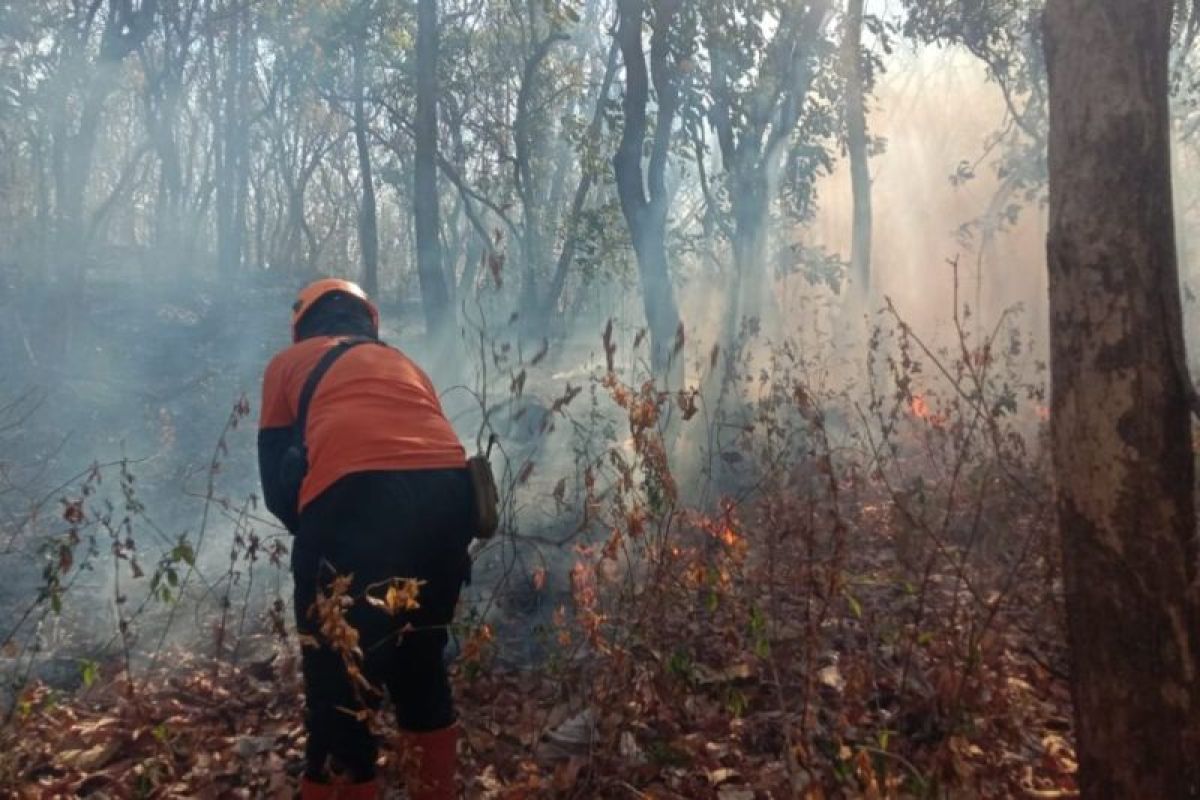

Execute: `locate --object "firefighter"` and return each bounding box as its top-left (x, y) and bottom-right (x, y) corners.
top-left (258, 278), bottom-right (470, 799)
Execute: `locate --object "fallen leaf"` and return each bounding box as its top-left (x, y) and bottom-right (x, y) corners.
top-left (619, 730), bottom-right (645, 764)
top-left (695, 662), bottom-right (754, 686)
top-left (818, 664), bottom-right (845, 692)
top-left (707, 767), bottom-right (740, 786)
top-left (59, 739), bottom-right (120, 771)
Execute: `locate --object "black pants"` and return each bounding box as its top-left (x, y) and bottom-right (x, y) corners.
top-left (292, 468), bottom-right (473, 782)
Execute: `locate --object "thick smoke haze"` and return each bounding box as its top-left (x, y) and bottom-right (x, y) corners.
top-left (0, 0), bottom-right (1194, 712)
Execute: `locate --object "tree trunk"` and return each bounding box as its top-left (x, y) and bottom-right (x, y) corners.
top-left (545, 41), bottom-right (619, 319)
top-left (215, 0), bottom-right (246, 278)
top-left (54, 76), bottom-right (107, 359)
top-left (230, 0), bottom-right (251, 281)
top-left (729, 166), bottom-right (769, 338)
top-left (459, 216), bottom-right (484, 297)
top-left (1044, 1), bottom-right (1200, 796)
top-left (415, 0), bottom-right (451, 346)
top-left (54, 0), bottom-right (157, 358)
top-left (841, 0), bottom-right (871, 301)
top-left (513, 27), bottom-right (566, 338)
top-left (144, 61), bottom-right (185, 263)
top-left (352, 39), bottom-right (379, 297)
top-left (282, 183), bottom-right (306, 269)
top-left (613, 0), bottom-right (683, 381)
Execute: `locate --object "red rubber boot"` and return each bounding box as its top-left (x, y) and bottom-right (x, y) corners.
top-left (299, 776), bottom-right (380, 799)
top-left (396, 725), bottom-right (459, 800)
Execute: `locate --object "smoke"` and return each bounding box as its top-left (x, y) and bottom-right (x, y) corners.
top-left (806, 45), bottom-right (1049, 350)
top-left (7, 6), bottom-right (1200, 691)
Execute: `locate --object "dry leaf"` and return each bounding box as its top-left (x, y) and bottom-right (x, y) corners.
top-left (818, 664), bottom-right (845, 692)
top-left (707, 767), bottom-right (740, 786)
top-left (59, 739), bottom-right (120, 771)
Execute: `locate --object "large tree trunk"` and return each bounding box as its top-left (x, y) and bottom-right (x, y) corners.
top-left (613, 0), bottom-right (683, 381)
top-left (414, 0), bottom-right (451, 347)
top-left (352, 39), bottom-right (379, 297)
top-left (1044, 1), bottom-right (1200, 797)
top-left (840, 0), bottom-right (871, 301)
top-left (728, 166), bottom-right (769, 340)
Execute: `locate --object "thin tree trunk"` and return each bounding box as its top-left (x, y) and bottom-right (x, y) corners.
top-left (415, 0), bottom-right (451, 346)
top-left (215, 0), bottom-right (244, 277)
top-left (513, 28), bottom-right (567, 334)
top-left (32, 135), bottom-right (50, 275)
top-left (841, 0), bottom-right (871, 300)
top-left (441, 105), bottom-right (494, 298)
top-left (352, 39), bottom-right (379, 296)
top-left (1044, 0), bottom-right (1200, 796)
top-left (459, 224), bottom-right (484, 297)
top-left (144, 71), bottom-right (184, 260)
top-left (54, 0), bottom-right (157, 358)
top-left (546, 40), bottom-right (619, 320)
top-left (230, 0), bottom-right (251, 281)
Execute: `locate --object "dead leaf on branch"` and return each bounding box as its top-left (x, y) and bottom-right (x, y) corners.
top-left (365, 577), bottom-right (425, 616)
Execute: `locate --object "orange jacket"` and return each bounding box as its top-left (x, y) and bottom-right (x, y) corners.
top-left (258, 335), bottom-right (465, 523)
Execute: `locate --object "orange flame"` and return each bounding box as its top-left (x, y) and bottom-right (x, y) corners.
top-left (909, 393), bottom-right (948, 428)
top-left (910, 394), bottom-right (932, 419)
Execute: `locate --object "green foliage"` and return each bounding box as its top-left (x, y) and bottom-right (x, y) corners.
top-left (902, 0), bottom-right (1048, 230)
top-left (748, 604), bottom-right (770, 659)
top-left (666, 648), bottom-right (695, 682)
top-left (645, 738), bottom-right (691, 767)
top-left (78, 659), bottom-right (100, 689)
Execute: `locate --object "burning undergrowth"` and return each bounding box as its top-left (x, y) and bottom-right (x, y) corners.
top-left (0, 290), bottom-right (1074, 798)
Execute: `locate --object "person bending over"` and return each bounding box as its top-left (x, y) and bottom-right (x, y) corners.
top-left (258, 278), bottom-right (470, 799)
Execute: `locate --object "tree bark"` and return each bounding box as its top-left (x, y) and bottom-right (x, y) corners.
top-left (1044, 1), bottom-right (1200, 796)
top-left (53, 0), bottom-right (157, 357)
top-left (545, 40), bottom-right (619, 322)
top-left (215, 0), bottom-right (247, 278)
top-left (513, 27), bottom-right (568, 335)
top-left (703, 2), bottom-right (829, 343)
top-left (613, 0), bottom-right (684, 381)
top-left (840, 0), bottom-right (871, 301)
top-left (728, 164), bottom-right (769, 339)
top-left (352, 38), bottom-right (379, 297)
top-left (415, 0), bottom-right (451, 346)
top-left (230, 0), bottom-right (251, 280)
top-left (140, 3), bottom-right (191, 266)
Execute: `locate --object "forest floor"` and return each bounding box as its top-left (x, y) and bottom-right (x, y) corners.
top-left (0, 505), bottom-right (1077, 799)
top-left (0, 272), bottom-right (1078, 798)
